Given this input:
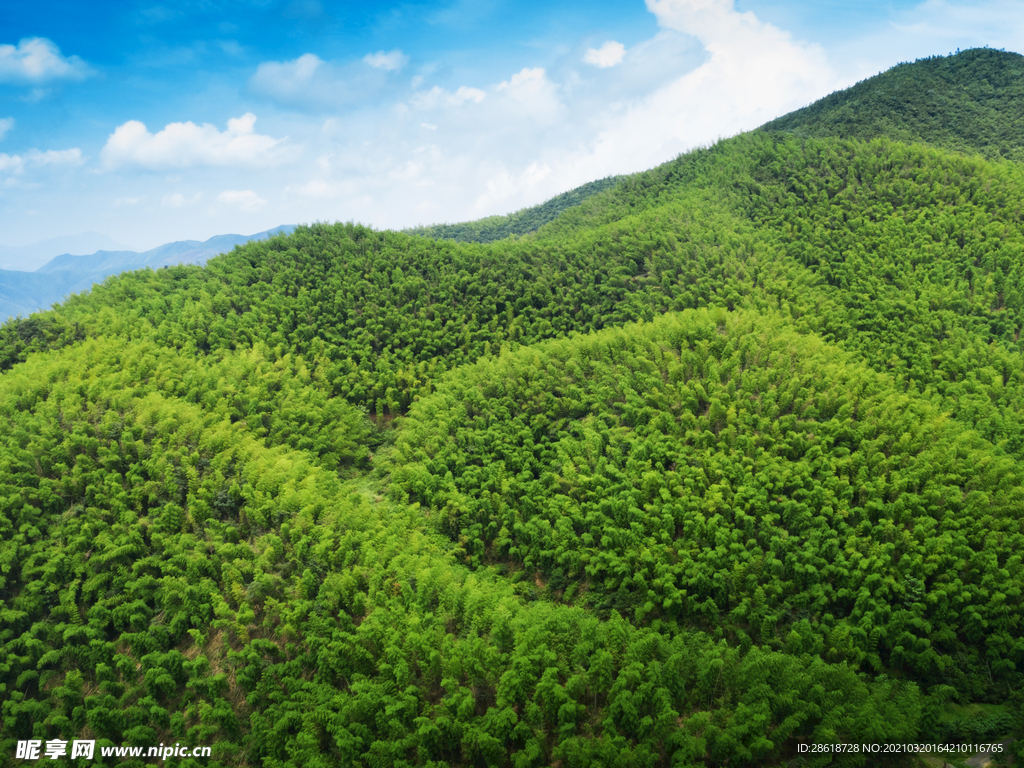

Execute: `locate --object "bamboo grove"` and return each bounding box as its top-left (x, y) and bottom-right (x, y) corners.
top-left (2, 48), bottom-right (1024, 767)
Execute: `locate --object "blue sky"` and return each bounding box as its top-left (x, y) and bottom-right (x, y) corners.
top-left (1, 0), bottom-right (1022, 252)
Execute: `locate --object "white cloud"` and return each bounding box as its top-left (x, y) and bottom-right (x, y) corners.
top-left (543, 0), bottom-right (836, 184)
top-left (100, 113), bottom-right (290, 170)
top-left (0, 38), bottom-right (93, 84)
top-left (252, 52), bottom-right (324, 95)
top-left (38, 148), bottom-right (83, 166)
top-left (0, 118), bottom-right (13, 140)
top-left (411, 84), bottom-right (487, 109)
top-left (0, 147), bottom-right (83, 176)
top-left (494, 67), bottom-right (562, 121)
top-left (251, 52), bottom-right (404, 109)
top-left (218, 189), bottom-right (267, 211)
top-left (584, 41), bottom-right (626, 68)
top-left (345, 0), bottom-right (834, 218)
top-left (364, 49), bottom-right (409, 71)
top-left (11, 0), bottom-right (1018, 251)
top-left (475, 161), bottom-right (553, 211)
top-left (496, 67), bottom-right (550, 96)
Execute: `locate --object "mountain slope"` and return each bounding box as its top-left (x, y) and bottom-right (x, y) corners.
top-left (404, 175), bottom-right (621, 243)
top-left (403, 48), bottom-right (1024, 250)
top-left (11, 134), bottom-right (1024, 457)
top-left (2, 49), bottom-right (1024, 766)
top-left (392, 310), bottom-right (1023, 663)
top-left (760, 47), bottom-right (1024, 161)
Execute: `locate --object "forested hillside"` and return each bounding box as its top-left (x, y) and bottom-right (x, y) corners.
top-left (2, 48), bottom-right (1024, 767)
top-left (403, 176), bottom-right (621, 243)
top-left (760, 47), bottom-right (1024, 162)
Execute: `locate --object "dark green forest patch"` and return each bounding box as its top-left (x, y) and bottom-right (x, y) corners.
top-left (760, 47), bottom-right (1024, 162)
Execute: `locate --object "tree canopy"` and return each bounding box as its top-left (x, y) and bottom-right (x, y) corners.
top-left (2, 47), bottom-right (1024, 767)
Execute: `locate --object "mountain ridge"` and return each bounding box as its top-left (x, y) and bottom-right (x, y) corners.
top-left (759, 46), bottom-right (1024, 162)
top-left (35, 225), bottom-right (297, 273)
top-left (0, 225), bottom-right (295, 321)
top-left (0, 231), bottom-right (133, 272)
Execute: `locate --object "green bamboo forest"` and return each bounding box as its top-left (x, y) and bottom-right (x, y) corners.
top-left (3, 47), bottom-right (1024, 766)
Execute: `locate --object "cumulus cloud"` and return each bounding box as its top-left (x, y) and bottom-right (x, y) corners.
top-left (35, 148), bottom-right (84, 166)
top-left (370, 0), bottom-right (834, 218)
top-left (403, 69), bottom-right (560, 159)
top-left (0, 118), bottom-right (13, 140)
top-left (364, 49), bottom-right (409, 71)
top-left (0, 147), bottom-right (83, 176)
top-left (584, 41), bottom-right (626, 68)
top-left (100, 113), bottom-right (289, 170)
top-left (474, 161), bottom-right (553, 211)
top-left (218, 189), bottom-right (267, 211)
top-left (647, 0), bottom-right (833, 118)
top-left (251, 51), bottom-right (405, 109)
top-left (540, 0), bottom-right (836, 187)
top-left (0, 38), bottom-right (93, 84)
top-left (494, 67), bottom-right (562, 121)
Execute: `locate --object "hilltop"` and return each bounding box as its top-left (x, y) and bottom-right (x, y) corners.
top-left (1, 48), bottom-right (1023, 767)
top-left (761, 47), bottom-right (1024, 161)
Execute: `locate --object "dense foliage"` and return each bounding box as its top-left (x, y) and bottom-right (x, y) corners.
top-left (2, 48), bottom-right (1024, 766)
top-left (0, 333), bottom-right (937, 767)
top-left (391, 310), bottom-right (1024, 695)
top-left (760, 47), bottom-right (1024, 163)
top-left (403, 177), bottom-right (620, 243)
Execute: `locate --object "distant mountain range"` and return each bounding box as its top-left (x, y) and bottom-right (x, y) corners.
top-left (0, 232), bottom-right (133, 272)
top-left (0, 226), bottom-right (295, 321)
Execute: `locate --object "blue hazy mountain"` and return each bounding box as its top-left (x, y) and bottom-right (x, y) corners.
top-left (0, 225), bottom-right (295, 321)
top-left (0, 232), bottom-right (133, 272)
